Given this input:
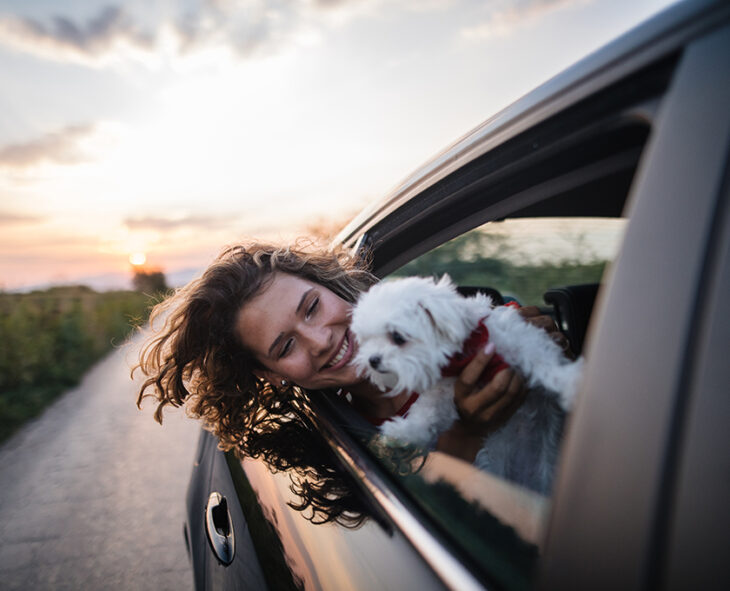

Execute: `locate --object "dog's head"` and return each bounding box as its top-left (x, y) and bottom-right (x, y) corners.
top-left (350, 275), bottom-right (476, 395)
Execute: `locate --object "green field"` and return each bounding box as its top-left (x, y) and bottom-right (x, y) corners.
top-left (0, 286), bottom-right (159, 443)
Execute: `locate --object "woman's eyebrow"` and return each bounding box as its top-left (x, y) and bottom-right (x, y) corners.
top-left (296, 288), bottom-right (314, 313)
top-left (267, 288), bottom-right (314, 356)
top-left (268, 333), bottom-right (284, 357)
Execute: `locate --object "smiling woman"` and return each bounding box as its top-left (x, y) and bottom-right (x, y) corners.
top-left (133, 241), bottom-right (377, 452)
top-left (235, 273), bottom-right (362, 392)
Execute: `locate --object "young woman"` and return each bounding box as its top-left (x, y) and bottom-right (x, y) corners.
top-left (134, 241), bottom-right (560, 464)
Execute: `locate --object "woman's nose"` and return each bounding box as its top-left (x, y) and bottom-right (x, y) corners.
top-left (301, 324), bottom-right (331, 354)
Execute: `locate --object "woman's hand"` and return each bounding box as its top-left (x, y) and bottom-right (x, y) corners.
top-left (437, 344), bottom-right (527, 461)
top-left (453, 344), bottom-right (526, 431)
top-left (518, 305), bottom-right (573, 358)
top-left (436, 305), bottom-right (570, 462)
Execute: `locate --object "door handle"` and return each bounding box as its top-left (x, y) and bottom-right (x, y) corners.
top-left (205, 492), bottom-right (236, 565)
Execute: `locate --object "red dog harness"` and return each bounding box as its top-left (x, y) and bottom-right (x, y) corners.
top-left (441, 319), bottom-right (510, 384)
top-left (367, 391), bottom-right (420, 427)
top-left (361, 307), bottom-right (517, 425)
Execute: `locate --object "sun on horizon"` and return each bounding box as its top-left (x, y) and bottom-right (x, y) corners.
top-left (129, 252), bottom-right (147, 267)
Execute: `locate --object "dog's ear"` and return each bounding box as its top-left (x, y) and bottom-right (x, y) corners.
top-left (436, 273), bottom-right (454, 289)
top-left (416, 292), bottom-right (470, 344)
top-left (418, 303), bottom-right (437, 328)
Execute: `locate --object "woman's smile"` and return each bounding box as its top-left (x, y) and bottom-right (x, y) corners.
top-left (323, 330), bottom-right (355, 370)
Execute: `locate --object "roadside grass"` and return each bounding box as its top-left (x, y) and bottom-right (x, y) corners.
top-left (0, 285), bottom-right (162, 443)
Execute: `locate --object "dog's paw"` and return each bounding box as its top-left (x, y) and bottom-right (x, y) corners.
top-left (367, 433), bottom-right (427, 476)
top-left (379, 416), bottom-right (410, 441)
top-left (380, 415), bottom-right (440, 449)
top-left (556, 357), bottom-right (584, 410)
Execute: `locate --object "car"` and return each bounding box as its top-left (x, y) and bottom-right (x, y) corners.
top-left (183, 1), bottom-right (730, 589)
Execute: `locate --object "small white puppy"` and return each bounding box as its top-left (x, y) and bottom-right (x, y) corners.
top-left (350, 275), bottom-right (583, 495)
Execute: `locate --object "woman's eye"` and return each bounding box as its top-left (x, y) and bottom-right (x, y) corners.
top-left (279, 338), bottom-right (294, 358)
top-left (305, 297), bottom-right (319, 319)
top-left (390, 331), bottom-right (406, 346)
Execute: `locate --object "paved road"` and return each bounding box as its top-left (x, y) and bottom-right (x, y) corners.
top-left (0, 335), bottom-right (201, 590)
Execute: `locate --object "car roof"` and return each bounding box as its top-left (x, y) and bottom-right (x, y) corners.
top-left (335, 0), bottom-right (729, 248)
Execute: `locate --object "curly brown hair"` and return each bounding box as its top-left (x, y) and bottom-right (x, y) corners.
top-left (133, 240), bottom-right (376, 457)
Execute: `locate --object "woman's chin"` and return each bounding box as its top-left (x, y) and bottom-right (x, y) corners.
top-left (329, 364), bottom-right (363, 390)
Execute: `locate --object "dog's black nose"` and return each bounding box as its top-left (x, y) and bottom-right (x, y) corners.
top-left (369, 355), bottom-right (381, 370)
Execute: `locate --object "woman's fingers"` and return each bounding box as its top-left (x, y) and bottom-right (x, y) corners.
top-left (490, 371), bottom-right (528, 424)
top-left (518, 306), bottom-right (574, 357)
top-left (550, 331), bottom-right (573, 356)
top-left (457, 368), bottom-right (525, 425)
top-left (454, 339), bottom-right (528, 430)
top-left (519, 306), bottom-right (556, 332)
top-left (454, 344), bottom-right (497, 393)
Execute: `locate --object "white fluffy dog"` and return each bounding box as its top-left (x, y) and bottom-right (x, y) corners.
top-left (350, 275), bottom-right (583, 494)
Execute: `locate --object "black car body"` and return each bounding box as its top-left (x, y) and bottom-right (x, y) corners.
top-left (184, 1), bottom-right (730, 589)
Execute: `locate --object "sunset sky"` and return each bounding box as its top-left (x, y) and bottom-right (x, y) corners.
top-left (0, 0), bottom-right (677, 291)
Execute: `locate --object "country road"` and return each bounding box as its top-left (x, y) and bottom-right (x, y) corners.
top-left (0, 335), bottom-right (201, 590)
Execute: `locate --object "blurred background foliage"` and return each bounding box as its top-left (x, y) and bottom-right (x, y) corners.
top-left (0, 273), bottom-right (169, 443)
top-left (391, 230), bottom-right (608, 305)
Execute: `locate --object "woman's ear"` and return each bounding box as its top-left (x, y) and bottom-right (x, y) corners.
top-left (254, 368), bottom-right (288, 387)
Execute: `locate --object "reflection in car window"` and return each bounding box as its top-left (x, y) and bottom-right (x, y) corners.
top-left (355, 216), bottom-right (626, 588)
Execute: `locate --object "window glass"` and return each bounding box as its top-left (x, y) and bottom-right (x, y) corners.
top-left (354, 216), bottom-right (626, 588)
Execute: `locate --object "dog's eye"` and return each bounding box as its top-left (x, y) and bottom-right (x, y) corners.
top-left (389, 331), bottom-right (406, 346)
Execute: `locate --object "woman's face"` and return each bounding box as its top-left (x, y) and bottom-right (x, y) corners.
top-left (235, 272), bottom-right (362, 390)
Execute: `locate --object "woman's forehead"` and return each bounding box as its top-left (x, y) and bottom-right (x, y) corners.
top-left (258, 272), bottom-right (315, 300)
top-left (235, 273), bottom-right (313, 348)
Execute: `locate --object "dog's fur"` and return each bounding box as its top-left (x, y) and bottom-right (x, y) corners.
top-left (350, 275), bottom-right (583, 494)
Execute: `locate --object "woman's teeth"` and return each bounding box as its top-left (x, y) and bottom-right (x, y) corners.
top-left (327, 335), bottom-right (349, 368)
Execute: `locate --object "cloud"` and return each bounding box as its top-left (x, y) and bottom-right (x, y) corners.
top-left (461, 0), bottom-right (590, 40)
top-left (0, 0), bottom-right (455, 67)
top-left (0, 211), bottom-right (45, 226)
top-left (0, 124), bottom-right (96, 169)
top-left (0, 2), bottom-right (310, 65)
top-left (0, 5), bottom-right (155, 65)
top-left (124, 214), bottom-right (234, 233)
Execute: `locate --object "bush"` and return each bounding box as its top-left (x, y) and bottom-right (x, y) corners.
top-left (0, 286), bottom-right (155, 443)
top-left (132, 269), bottom-right (169, 296)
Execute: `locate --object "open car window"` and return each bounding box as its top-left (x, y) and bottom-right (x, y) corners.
top-left (341, 214), bottom-right (624, 586)
top-left (331, 104), bottom-right (657, 586)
